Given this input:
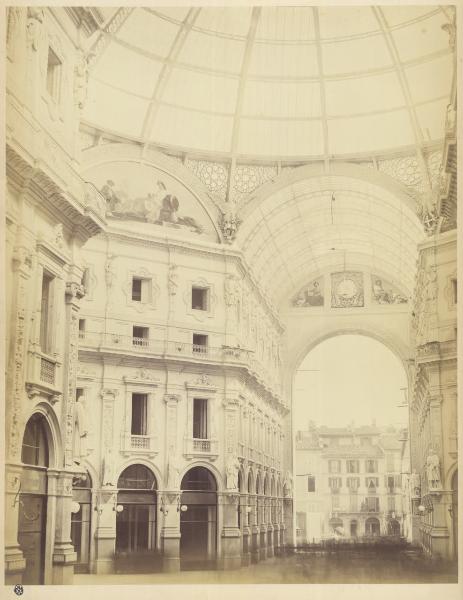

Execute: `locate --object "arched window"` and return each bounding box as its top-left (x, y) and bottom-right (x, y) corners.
top-left (21, 414), bottom-right (49, 467)
top-left (117, 464), bottom-right (157, 490)
top-left (181, 466), bottom-right (217, 491)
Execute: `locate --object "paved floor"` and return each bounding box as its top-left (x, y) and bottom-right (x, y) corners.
top-left (74, 548), bottom-right (458, 584)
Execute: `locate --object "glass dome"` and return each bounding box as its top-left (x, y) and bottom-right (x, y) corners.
top-left (83, 5), bottom-right (454, 160)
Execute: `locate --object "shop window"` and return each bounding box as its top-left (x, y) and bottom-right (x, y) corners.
top-left (192, 333), bottom-right (208, 354)
top-left (46, 46), bottom-right (62, 101)
top-left (40, 271), bottom-right (54, 353)
top-left (133, 326), bottom-right (149, 347)
top-left (192, 287), bottom-right (209, 311)
top-left (193, 398), bottom-right (208, 439)
top-left (131, 393), bottom-right (148, 436)
top-left (307, 476), bottom-right (315, 492)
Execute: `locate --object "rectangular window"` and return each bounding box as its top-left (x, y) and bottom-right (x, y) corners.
top-left (46, 46), bottom-right (62, 101)
top-left (132, 278), bottom-right (142, 301)
top-left (193, 333), bottom-right (208, 354)
top-left (76, 388), bottom-right (84, 402)
top-left (133, 326), bottom-right (149, 346)
top-left (347, 477), bottom-right (360, 491)
top-left (346, 460), bottom-right (359, 473)
top-left (131, 393), bottom-right (148, 435)
top-left (78, 319), bottom-right (85, 339)
top-left (349, 494), bottom-right (358, 512)
top-left (365, 497), bottom-right (380, 512)
top-left (387, 496), bottom-right (396, 512)
top-left (192, 287), bottom-right (209, 311)
top-left (328, 477), bottom-right (342, 491)
top-left (331, 494), bottom-right (340, 511)
top-left (193, 398), bottom-right (208, 439)
top-left (387, 475), bottom-right (395, 491)
top-left (365, 460), bottom-right (377, 473)
top-left (40, 272), bottom-right (53, 353)
top-left (366, 477), bottom-right (379, 491)
top-left (296, 512), bottom-right (306, 535)
top-left (307, 476), bottom-right (315, 492)
top-left (328, 460), bottom-right (341, 473)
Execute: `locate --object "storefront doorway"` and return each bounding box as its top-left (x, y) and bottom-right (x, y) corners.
top-left (71, 471), bottom-right (92, 573)
top-left (180, 467), bottom-right (217, 570)
top-left (18, 414), bottom-right (49, 585)
top-left (115, 464), bottom-right (158, 572)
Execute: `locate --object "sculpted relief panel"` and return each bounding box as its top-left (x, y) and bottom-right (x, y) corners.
top-left (85, 162), bottom-right (216, 239)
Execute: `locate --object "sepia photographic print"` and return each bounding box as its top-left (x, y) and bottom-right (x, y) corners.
top-left (2, 1), bottom-right (462, 598)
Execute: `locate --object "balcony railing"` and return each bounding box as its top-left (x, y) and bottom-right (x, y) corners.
top-left (40, 357), bottom-right (56, 385)
top-left (184, 437), bottom-right (219, 458)
top-left (121, 432), bottom-right (158, 456)
top-left (79, 331), bottom-right (283, 399)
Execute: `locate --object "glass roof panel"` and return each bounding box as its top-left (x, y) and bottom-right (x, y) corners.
top-left (237, 119), bottom-right (324, 157)
top-left (415, 99), bottom-right (448, 141)
top-left (381, 5), bottom-right (439, 27)
top-left (404, 54), bottom-right (453, 104)
top-left (178, 30), bottom-right (246, 74)
top-left (322, 34), bottom-right (393, 75)
top-left (248, 42), bottom-right (320, 78)
top-left (152, 105), bottom-right (233, 153)
top-left (148, 7), bottom-right (191, 23)
top-left (92, 42), bottom-right (160, 98)
top-left (328, 110), bottom-right (415, 154)
top-left (85, 79), bottom-right (148, 136)
top-left (242, 80), bottom-right (322, 119)
top-left (117, 9), bottom-right (179, 58)
top-left (391, 12), bottom-right (451, 62)
top-left (195, 6), bottom-right (253, 37)
top-left (325, 71), bottom-right (405, 116)
top-left (318, 6), bottom-right (379, 39)
top-left (162, 68), bottom-right (238, 114)
top-left (255, 6), bottom-right (316, 41)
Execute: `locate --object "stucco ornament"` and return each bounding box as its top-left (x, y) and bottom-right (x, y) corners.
top-left (426, 449), bottom-right (442, 490)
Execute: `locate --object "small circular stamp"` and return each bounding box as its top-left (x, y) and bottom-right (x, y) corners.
top-left (14, 584), bottom-right (24, 596)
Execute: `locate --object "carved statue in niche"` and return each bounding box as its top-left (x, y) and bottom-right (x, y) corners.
top-left (100, 179), bottom-right (203, 233)
top-left (73, 394), bottom-right (88, 463)
top-left (426, 449), bottom-right (442, 490)
top-left (226, 455), bottom-right (240, 490)
top-left (26, 7), bottom-right (44, 51)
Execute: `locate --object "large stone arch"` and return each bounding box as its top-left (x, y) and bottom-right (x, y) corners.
top-left (21, 402), bottom-right (63, 469)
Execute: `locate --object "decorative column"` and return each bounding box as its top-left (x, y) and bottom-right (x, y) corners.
top-left (250, 492), bottom-right (260, 563)
top-left (222, 396), bottom-right (242, 568)
top-left (219, 492), bottom-right (241, 569)
top-left (161, 394), bottom-right (181, 572)
top-left (241, 492), bottom-right (251, 566)
top-left (51, 471), bottom-right (77, 584)
top-left (94, 388), bottom-right (118, 574)
top-left (4, 245), bottom-right (33, 581)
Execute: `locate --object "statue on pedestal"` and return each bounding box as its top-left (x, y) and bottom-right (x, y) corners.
top-left (426, 449), bottom-right (441, 490)
top-left (225, 455), bottom-right (240, 490)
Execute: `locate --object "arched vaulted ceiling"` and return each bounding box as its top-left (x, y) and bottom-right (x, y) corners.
top-left (236, 173), bottom-right (424, 307)
top-left (84, 5), bottom-right (454, 160)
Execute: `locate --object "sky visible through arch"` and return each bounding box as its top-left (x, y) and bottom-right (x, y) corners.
top-left (293, 335), bottom-right (408, 431)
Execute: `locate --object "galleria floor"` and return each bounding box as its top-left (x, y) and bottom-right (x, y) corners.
top-left (4, 5), bottom-right (459, 586)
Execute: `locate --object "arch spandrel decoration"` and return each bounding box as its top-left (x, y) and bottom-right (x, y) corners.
top-left (85, 161), bottom-right (217, 241)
